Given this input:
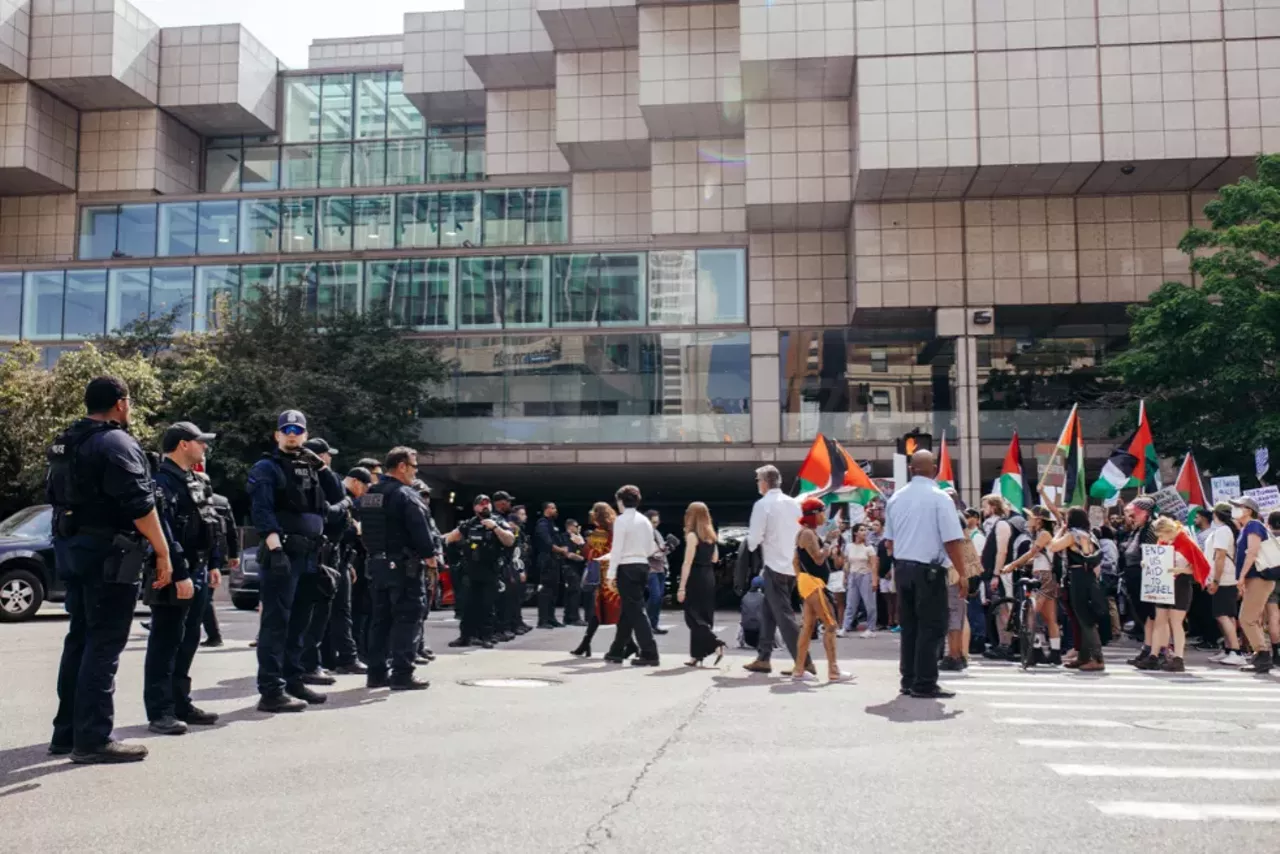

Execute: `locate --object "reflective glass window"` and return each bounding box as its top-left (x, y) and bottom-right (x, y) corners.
top-left (696, 248), bottom-right (746, 324)
top-left (318, 196), bottom-right (354, 252)
top-left (647, 250), bottom-right (697, 325)
top-left (599, 253), bottom-right (645, 325)
top-left (365, 258), bottom-right (452, 329)
top-left (205, 147), bottom-right (241, 192)
top-left (280, 197), bottom-right (317, 253)
top-left (22, 271), bottom-right (63, 340)
top-left (427, 126), bottom-right (467, 182)
top-left (458, 257), bottom-right (502, 329)
top-left (196, 200), bottom-right (239, 255)
top-left (385, 139), bottom-right (425, 186)
top-left (107, 268), bottom-right (150, 332)
top-left (79, 206), bottom-right (119, 260)
top-left (482, 189), bottom-right (526, 247)
top-left (117, 204), bottom-right (158, 259)
top-left (439, 191), bottom-right (480, 247)
top-left (353, 141), bottom-right (386, 187)
top-left (63, 270), bottom-right (107, 339)
top-left (386, 73), bottom-right (425, 138)
top-left (365, 260), bottom-right (413, 326)
top-left (465, 127), bottom-right (485, 180)
top-left (353, 194), bottom-right (393, 250)
top-left (318, 142), bottom-right (352, 189)
top-left (503, 256), bottom-right (548, 327)
top-left (279, 262), bottom-right (317, 310)
top-left (283, 76), bottom-right (322, 143)
top-left (355, 72), bottom-right (387, 139)
top-left (396, 192), bottom-right (439, 248)
top-left (281, 145), bottom-right (318, 190)
top-left (420, 258), bottom-right (454, 329)
top-left (526, 187), bottom-right (566, 244)
top-left (241, 264), bottom-right (278, 305)
top-left (320, 74), bottom-right (354, 141)
top-left (0, 273), bottom-right (21, 339)
top-left (195, 266), bottom-right (239, 331)
top-left (151, 267), bottom-right (194, 332)
top-left (239, 199), bottom-right (280, 254)
top-left (157, 202), bottom-right (198, 257)
top-left (551, 254), bottom-right (596, 327)
top-left (242, 145), bottom-right (280, 191)
top-left (315, 261), bottom-right (361, 323)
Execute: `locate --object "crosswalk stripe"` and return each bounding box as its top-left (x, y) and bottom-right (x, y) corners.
top-left (1259, 723), bottom-right (1280, 730)
top-left (996, 717), bottom-right (1132, 728)
top-left (1093, 802), bottom-right (1280, 821)
top-left (959, 682), bottom-right (1280, 694)
top-left (1022, 738), bottom-right (1280, 754)
top-left (989, 702), bottom-right (1274, 713)
top-left (967, 690), bottom-right (1280, 702)
top-left (1049, 764), bottom-right (1280, 780)
top-left (964, 663), bottom-right (1271, 679)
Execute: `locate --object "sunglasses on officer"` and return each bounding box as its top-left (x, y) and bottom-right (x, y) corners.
top-left (280, 424), bottom-right (305, 437)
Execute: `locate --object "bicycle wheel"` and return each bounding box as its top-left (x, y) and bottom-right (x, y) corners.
top-left (1018, 597), bottom-right (1036, 669)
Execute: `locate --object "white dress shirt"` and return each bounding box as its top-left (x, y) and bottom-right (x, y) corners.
top-left (747, 488), bottom-right (802, 576)
top-left (603, 508), bottom-right (657, 580)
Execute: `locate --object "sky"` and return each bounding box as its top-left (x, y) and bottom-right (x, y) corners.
top-left (129, 0), bottom-right (460, 70)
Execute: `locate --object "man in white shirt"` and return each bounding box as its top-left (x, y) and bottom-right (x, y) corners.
top-left (1204, 502), bottom-right (1244, 665)
top-left (743, 465), bottom-right (812, 675)
top-left (603, 485), bottom-right (661, 666)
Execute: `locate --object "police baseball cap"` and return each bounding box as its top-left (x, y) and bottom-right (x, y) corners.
top-left (473, 493), bottom-right (491, 506)
top-left (304, 437), bottom-right (338, 456)
top-left (346, 467), bottom-right (373, 485)
top-left (493, 490), bottom-right (515, 503)
top-left (357, 457), bottom-right (381, 470)
top-left (161, 421), bottom-right (216, 452)
top-left (278, 410), bottom-right (307, 430)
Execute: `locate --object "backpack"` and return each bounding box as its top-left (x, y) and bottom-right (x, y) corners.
top-left (981, 517), bottom-right (1032, 579)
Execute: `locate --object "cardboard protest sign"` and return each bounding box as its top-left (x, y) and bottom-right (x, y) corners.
top-left (1151, 486), bottom-right (1189, 521)
top-left (1141, 544), bottom-right (1176, 605)
top-left (1244, 486), bottom-right (1280, 514)
top-left (1210, 475), bottom-right (1241, 505)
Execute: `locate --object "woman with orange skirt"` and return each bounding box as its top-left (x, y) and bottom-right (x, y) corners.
top-left (571, 502), bottom-right (625, 658)
top-left (793, 497), bottom-right (852, 682)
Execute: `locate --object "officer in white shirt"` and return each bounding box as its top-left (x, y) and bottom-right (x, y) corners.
top-left (743, 465), bottom-right (812, 675)
top-left (602, 485), bottom-right (661, 666)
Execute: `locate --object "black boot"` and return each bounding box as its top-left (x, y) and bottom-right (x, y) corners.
top-left (1245, 650), bottom-right (1274, 674)
top-left (257, 693), bottom-right (306, 713)
top-left (1046, 649), bottom-right (1062, 667)
top-left (390, 675), bottom-right (430, 691)
top-left (570, 642), bottom-right (591, 658)
top-left (285, 681), bottom-right (328, 705)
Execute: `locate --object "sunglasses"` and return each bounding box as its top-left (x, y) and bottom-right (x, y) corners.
top-left (280, 425), bottom-right (305, 436)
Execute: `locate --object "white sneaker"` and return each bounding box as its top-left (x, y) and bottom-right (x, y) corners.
top-left (1221, 651), bottom-right (1246, 666)
top-left (829, 670), bottom-right (854, 682)
top-left (836, 628), bottom-right (847, 638)
top-left (860, 629), bottom-right (876, 639)
top-left (1208, 650), bottom-right (1228, 663)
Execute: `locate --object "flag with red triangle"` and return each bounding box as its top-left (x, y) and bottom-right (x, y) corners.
top-left (1092, 400), bottom-right (1162, 500)
top-left (937, 434), bottom-right (956, 491)
top-left (992, 432), bottom-right (1025, 510)
top-left (1176, 451), bottom-right (1208, 508)
top-left (797, 434), bottom-right (880, 504)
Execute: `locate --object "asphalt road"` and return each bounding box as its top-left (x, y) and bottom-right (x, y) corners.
top-left (3, 596), bottom-right (1280, 853)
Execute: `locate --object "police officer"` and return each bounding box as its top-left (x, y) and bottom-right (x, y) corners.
top-left (47, 377), bottom-right (173, 763)
top-left (295, 437), bottom-right (346, 682)
top-left (445, 495), bottom-right (515, 648)
top-left (322, 467), bottom-right (373, 675)
top-left (201, 486), bottom-right (238, 648)
top-left (145, 422), bottom-right (222, 735)
top-left (357, 458), bottom-right (383, 484)
top-left (492, 490), bottom-right (526, 641)
top-left (360, 447), bottom-right (436, 690)
top-left (411, 479), bottom-right (443, 663)
top-left (247, 411), bottom-right (344, 713)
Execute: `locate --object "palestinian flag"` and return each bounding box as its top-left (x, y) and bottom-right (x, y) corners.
top-left (1175, 451), bottom-right (1208, 508)
top-left (993, 432), bottom-right (1025, 510)
top-left (937, 434), bottom-right (956, 491)
top-left (797, 434), bottom-right (880, 505)
top-left (1054, 405), bottom-right (1088, 507)
top-left (1091, 401), bottom-right (1161, 501)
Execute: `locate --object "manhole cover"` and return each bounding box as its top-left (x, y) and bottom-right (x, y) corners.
top-left (1133, 719), bottom-right (1244, 733)
top-left (459, 677), bottom-right (561, 689)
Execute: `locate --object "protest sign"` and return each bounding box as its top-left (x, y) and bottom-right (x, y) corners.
top-left (1151, 486), bottom-right (1189, 521)
top-left (1244, 486), bottom-right (1280, 514)
top-left (1210, 476), bottom-right (1241, 505)
top-left (1088, 506), bottom-right (1105, 530)
top-left (1141, 544), bottom-right (1176, 605)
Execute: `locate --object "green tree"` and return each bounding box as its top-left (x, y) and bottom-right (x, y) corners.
top-left (1109, 154), bottom-right (1280, 482)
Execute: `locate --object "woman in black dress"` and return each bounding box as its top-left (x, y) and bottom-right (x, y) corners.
top-left (677, 502), bottom-right (724, 667)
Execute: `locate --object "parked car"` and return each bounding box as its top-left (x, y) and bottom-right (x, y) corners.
top-left (0, 505), bottom-right (62, 622)
top-left (228, 547), bottom-right (260, 611)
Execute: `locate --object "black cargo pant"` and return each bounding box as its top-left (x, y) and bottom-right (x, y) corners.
top-left (288, 571), bottom-right (334, 681)
top-left (367, 560), bottom-right (427, 679)
top-left (537, 556), bottom-right (562, 625)
top-left (144, 585), bottom-right (209, 721)
top-left (323, 559), bottom-right (359, 668)
top-left (562, 559), bottom-right (583, 623)
top-left (503, 563), bottom-right (525, 631)
top-left (896, 560), bottom-right (949, 693)
top-left (461, 567), bottom-right (497, 642)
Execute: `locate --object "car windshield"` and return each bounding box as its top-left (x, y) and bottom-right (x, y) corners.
top-left (0, 505), bottom-right (53, 540)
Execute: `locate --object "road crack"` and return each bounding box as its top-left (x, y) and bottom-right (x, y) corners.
top-left (569, 684), bottom-right (714, 853)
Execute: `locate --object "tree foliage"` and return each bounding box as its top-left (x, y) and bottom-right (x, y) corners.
top-left (1109, 154), bottom-right (1280, 481)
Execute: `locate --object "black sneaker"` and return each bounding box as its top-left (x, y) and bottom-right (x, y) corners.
top-left (366, 672), bottom-right (391, 689)
top-left (603, 655), bottom-right (624, 664)
top-left (148, 716), bottom-right (189, 736)
top-left (1160, 655), bottom-right (1186, 673)
top-left (447, 637), bottom-right (473, 648)
top-left (414, 654), bottom-right (432, 666)
top-left (258, 693), bottom-right (306, 713)
top-left (652, 627), bottom-right (669, 635)
top-left (47, 742), bottom-right (73, 756)
top-left (1245, 650), bottom-right (1274, 674)
top-left (178, 706), bottom-right (219, 726)
top-left (390, 676), bottom-right (430, 691)
top-left (537, 622), bottom-right (556, 629)
top-left (630, 657), bottom-right (660, 667)
top-left (938, 657), bottom-right (964, 672)
top-left (550, 620), bottom-right (566, 628)
top-left (200, 638), bottom-right (224, 648)
top-left (299, 669), bottom-right (337, 686)
top-left (479, 639), bottom-right (495, 650)
top-left (71, 741), bottom-right (148, 764)
top-left (285, 681), bottom-right (328, 705)
top-left (333, 661), bottom-right (369, 675)
top-left (566, 620), bottom-right (587, 627)
top-left (514, 625), bottom-right (532, 635)
top-left (909, 687), bottom-right (956, 699)
top-left (420, 649), bottom-right (436, 661)
top-left (497, 631), bottom-right (515, 642)
top-left (1127, 650), bottom-right (1151, 667)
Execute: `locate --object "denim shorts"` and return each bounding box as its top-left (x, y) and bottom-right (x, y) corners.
top-left (948, 584), bottom-right (966, 631)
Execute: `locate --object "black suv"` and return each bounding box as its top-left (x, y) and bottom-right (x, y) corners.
top-left (0, 505), bottom-right (62, 622)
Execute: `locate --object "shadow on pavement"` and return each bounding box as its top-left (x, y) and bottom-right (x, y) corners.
top-left (864, 696), bottom-right (962, 723)
top-left (189, 675), bottom-right (258, 702)
top-left (0, 743), bottom-right (86, 799)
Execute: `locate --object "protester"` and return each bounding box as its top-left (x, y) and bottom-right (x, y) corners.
top-left (1138, 517), bottom-right (1210, 672)
top-left (1205, 503), bottom-right (1245, 666)
top-left (791, 497), bottom-right (849, 682)
top-left (1002, 506), bottom-right (1061, 666)
top-left (743, 465), bottom-right (809, 676)
top-left (1233, 497), bottom-right (1274, 673)
top-left (676, 502), bottom-right (724, 667)
top-left (1048, 506), bottom-right (1106, 671)
top-left (827, 530), bottom-right (847, 632)
top-left (840, 523), bottom-right (878, 638)
top-left (980, 495), bottom-right (1019, 659)
top-left (1097, 526), bottom-right (1122, 644)
top-left (876, 529), bottom-right (897, 631)
top-left (1122, 497), bottom-right (1160, 666)
top-left (738, 576), bottom-right (765, 648)
top-left (601, 486), bottom-right (660, 666)
top-left (570, 503), bottom-right (620, 659)
top-left (1268, 511), bottom-right (1280, 663)
top-left (645, 510), bottom-right (671, 635)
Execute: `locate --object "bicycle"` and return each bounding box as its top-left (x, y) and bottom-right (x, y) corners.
top-left (986, 575), bottom-right (1042, 670)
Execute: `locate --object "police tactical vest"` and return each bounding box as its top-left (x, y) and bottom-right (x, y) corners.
top-left (265, 449), bottom-right (325, 517)
top-left (360, 483), bottom-right (391, 554)
top-left (463, 516), bottom-right (501, 566)
top-left (160, 460), bottom-right (218, 554)
top-left (46, 420), bottom-right (120, 511)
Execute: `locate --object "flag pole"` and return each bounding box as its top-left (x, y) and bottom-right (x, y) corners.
top-left (1038, 403), bottom-right (1078, 503)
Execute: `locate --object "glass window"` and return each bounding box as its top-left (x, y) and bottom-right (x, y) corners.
top-left (205, 147), bottom-right (241, 192)
top-left (465, 127), bottom-right (486, 180)
top-left (242, 145), bottom-right (280, 191)
top-left (63, 270), bottom-right (107, 339)
top-left (107, 268), bottom-right (150, 332)
top-left (551, 254), bottom-right (596, 327)
top-left (502, 256), bottom-right (548, 327)
top-left (396, 192), bottom-right (439, 248)
top-left (526, 187), bottom-right (566, 244)
top-left (320, 74), bottom-right (354, 141)
top-left (241, 264), bottom-right (278, 305)
top-left (385, 138), bottom-right (425, 186)
top-left (421, 258), bottom-right (454, 329)
top-left (195, 266), bottom-right (239, 331)
top-left (458, 257), bottom-right (502, 329)
top-left (483, 189), bottom-right (526, 247)
top-left (318, 142), bottom-right (352, 189)
top-left (239, 199), bottom-right (279, 254)
top-left (365, 260), bottom-right (413, 326)
top-left (280, 197), bottom-right (317, 253)
top-left (696, 248), bottom-right (746, 324)
top-left (318, 196), bottom-right (354, 252)
top-left (386, 72), bottom-right (425, 139)
top-left (427, 126), bottom-right (467, 182)
top-left (315, 262), bottom-right (361, 323)
top-left (353, 194), bottom-right (393, 250)
top-left (196, 200), bottom-right (239, 255)
top-left (0, 273), bottom-right (21, 339)
top-left (648, 250), bottom-right (697, 325)
top-left (599, 253), bottom-right (645, 326)
top-left (367, 258), bottom-right (453, 330)
top-left (439, 190), bottom-right (480, 247)
top-left (282, 145), bottom-right (318, 190)
top-left (79, 206), bottom-right (119, 260)
top-left (283, 76), bottom-right (322, 143)
top-left (157, 202), bottom-right (198, 257)
top-left (279, 262), bottom-right (317, 310)
top-left (355, 72), bottom-right (387, 139)
top-left (22, 271), bottom-right (63, 340)
top-left (353, 141), bottom-right (386, 187)
top-left (150, 267), bottom-right (194, 332)
top-left (117, 204), bottom-right (158, 259)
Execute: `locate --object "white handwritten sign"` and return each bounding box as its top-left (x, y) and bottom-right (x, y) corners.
top-left (1210, 476), bottom-right (1241, 505)
top-left (1244, 486), bottom-right (1280, 514)
top-left (1141, 544), bottom-right (1176, 605)
top-left (1151, 486), bottom-right (1189, 521)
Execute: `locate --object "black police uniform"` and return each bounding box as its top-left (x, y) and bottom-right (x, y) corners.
top-left (202, 493), bottom-right (238, 645)
top-left (562, 528), bottom-right (586, 624)
top-left (292, 467), bottom-right (347, 676)
top-left (146, 458), bottom-right (220, 725)
top-left (534, 515), bottom-right (562, 627)
top-left (247, 448), bottom-right (342, 703)
top-left (416, 498), bottom-right (444, 658)
top-left (359, 479), bottom-right (435, 686)
top-left (47, 418), bottom-right (158, 754)
top-left (320, 481), bottom-right (363, 670)
top-left (498, 510), bottom-right (527, 637)
top-left (454, 514), bottom-right (507, 646)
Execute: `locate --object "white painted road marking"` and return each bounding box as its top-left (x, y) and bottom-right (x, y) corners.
top-left (1022, 738), bottom-right (1280, 754)
top-left (997, 718), bottom-right (1133, 728)
top-left (1050, 764), bottom-right (1280, 780)
top-left (967, 690), bottom-right (1280, 702)
top-left (1093, 802), bottom-right (1280, 822)
top-left (988, 702), bottom-right (1276, 713)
